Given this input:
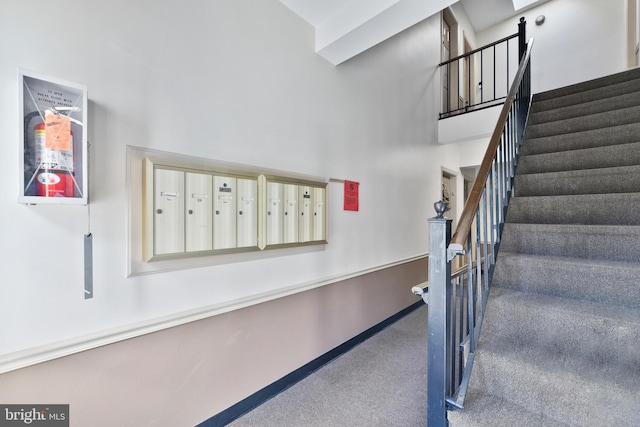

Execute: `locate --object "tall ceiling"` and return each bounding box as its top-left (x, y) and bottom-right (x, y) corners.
top-left (280, 0), bottom-right (551, 65)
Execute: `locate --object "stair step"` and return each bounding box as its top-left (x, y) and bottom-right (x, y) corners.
top-left (469, 339), bottom-right (640, 427)
top-left (499, 223), bottom-right (640, 262)
top-left (448, 393), bottom-right (569, 427)
top-left (506, 193), bottom-right (640, 225)
top-left (528, 89), bottom-right (640, 125)
top-left (532, 67), bottom-right (640, 103)
top-left (531, 77), bottom-right (640, 113)
top-left (518, 141), bottom-right (640, 175)
top-left (520, 122), bottom-right (640, 156)
top-left (492, 253), bottom-right (640, 309)
top-left (514, 165), bottom-right (640, 196)
top-left (525, 105), bottom-right (640, 139)
top-left (481, 287), bottom-right (640, 371)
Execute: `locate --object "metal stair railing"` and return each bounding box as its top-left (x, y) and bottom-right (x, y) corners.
top-left (440, 18), bottom-right (528, 119)
top-left (421, 37), bottom-right (534, 427)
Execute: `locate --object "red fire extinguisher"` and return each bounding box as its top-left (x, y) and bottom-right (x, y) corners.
top-left (34, 117), bottom-right (75, 198)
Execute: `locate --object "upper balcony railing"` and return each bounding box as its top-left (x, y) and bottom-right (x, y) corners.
top-left (440, 18), bottom-right (528, 119)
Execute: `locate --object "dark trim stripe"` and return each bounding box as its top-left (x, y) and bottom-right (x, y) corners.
top-left (196, 300), bottom-right (424, 427)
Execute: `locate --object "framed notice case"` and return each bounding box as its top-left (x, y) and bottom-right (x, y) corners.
top-left (18, 68), bottom-right (88, 205)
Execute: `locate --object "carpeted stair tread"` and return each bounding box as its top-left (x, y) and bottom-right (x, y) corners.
top-left (499, 223), bottom-right (640, 262)
top-left (448, 393), bottom-right (569, 427)
top-left (525, 105), bottom-right (640, 139)
top-left (528, 89), bottom-right (640, 125)
top-left (520, 122), bottom-right (640, 155)
top-left (506, 192), bottom-right (640, 225)
top-left (530, 77), bottom-right (640, 113)
top-left (517, 141), bottom-right (640, 175)
top-left (514, 165), bottom-right (640, 196)
top-left (477, 333), bottom-right (640, 395)
top-left (480, 287), bottom-right (640, 376)
top-left (491, 253), bottom-right (640, 309)
top-left (531, 66), bottom-right (640, 103)
top-left (468, 340), bottom-right (640, 427)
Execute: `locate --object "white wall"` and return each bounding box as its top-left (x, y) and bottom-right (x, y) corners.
top-left (0, 0), bottom-right (475, 371)
top-left (476, 0), bottom-right (628, 94)
top-left (438, 104), bottom-right (501, 145)
top-left (450, 2), bottom-right (479, 50)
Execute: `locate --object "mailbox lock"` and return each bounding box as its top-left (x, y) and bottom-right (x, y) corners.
top-left (188, 209), bottom-right (193, 215)
top-left (156, 209), bottom-right (163, 214)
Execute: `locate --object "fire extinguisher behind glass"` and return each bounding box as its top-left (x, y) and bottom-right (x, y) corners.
top-left (33, 110), bottom-right (75, 198)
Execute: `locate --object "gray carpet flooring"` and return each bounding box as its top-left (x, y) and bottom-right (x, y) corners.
top-left (228, 305), bottom-right (428, 427)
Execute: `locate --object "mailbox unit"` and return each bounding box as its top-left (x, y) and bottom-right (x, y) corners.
top-left (143, 158), bottom-right (327, 262)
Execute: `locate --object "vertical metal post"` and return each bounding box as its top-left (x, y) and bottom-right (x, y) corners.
top-left (518, 17), bottom-right (527, 60)
top-left (447, 63), bottom-right (451, 113)
top-left (467, 56), bottom-right (471, 110)
top-left (457, 58), bottom-right (461, 110)
top-left (493, 45), bottom-right (496, 101)
top-left (481, 190), bottom-right (489, 292)
top-left (427, 213), bottom-right (452, 427)
top-left (480, 51), bottom-right (484, 103)
top-left (506, 39), bottom-right (510, 95)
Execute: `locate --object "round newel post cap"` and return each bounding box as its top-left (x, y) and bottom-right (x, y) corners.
top-left (434, 200), bottom-right (449, 218)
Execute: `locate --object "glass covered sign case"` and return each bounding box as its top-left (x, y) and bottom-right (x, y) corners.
top-left (18, 69), bottom-right (88, 205)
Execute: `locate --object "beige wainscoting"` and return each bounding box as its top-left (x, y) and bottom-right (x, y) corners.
top-left (0, 257), bottom-right (427, 427)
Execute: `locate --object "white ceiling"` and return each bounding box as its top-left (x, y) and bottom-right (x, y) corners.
top-left (280, 0), bottom-right (551, 64)
top-left (279, 0), bottom-right (353, 27)
top-left (280, 0), bottom-right (457, 65)
top-left (460, 0), bottom-right (551, 32)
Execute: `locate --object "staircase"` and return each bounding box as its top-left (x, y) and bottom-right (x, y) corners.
top-left (449, 68), bottom-right (640, 426)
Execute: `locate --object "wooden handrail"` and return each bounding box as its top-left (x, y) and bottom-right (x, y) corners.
top-left (450, 38), bottom-right (534, 249)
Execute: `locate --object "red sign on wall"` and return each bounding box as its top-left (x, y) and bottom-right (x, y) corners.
top-left (344, 180), bottom-right (359, 211)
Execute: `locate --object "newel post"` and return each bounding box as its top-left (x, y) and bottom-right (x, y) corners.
top-left (518, 17), bottom-right (527, 60)
top-left (427, 204), bottom-right (452, 427)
